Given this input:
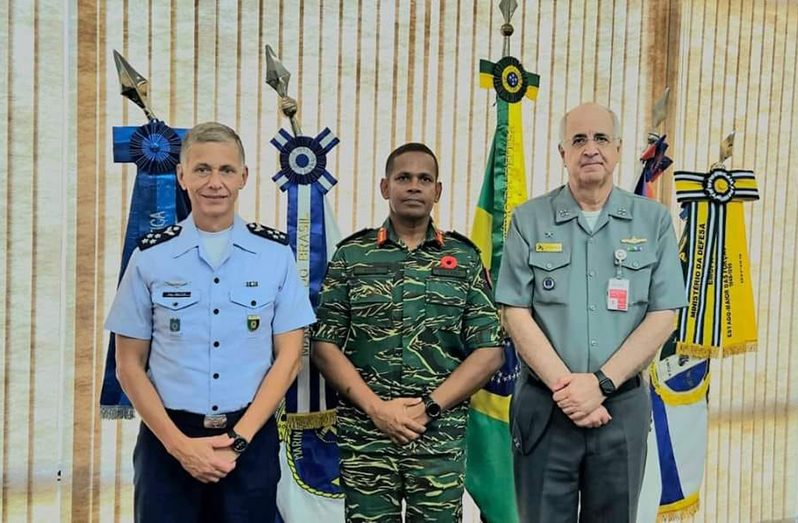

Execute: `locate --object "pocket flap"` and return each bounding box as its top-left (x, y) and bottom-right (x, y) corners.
top-left (620, 252), bottom-right (657, 271)
top-left (153, 288), bottom-right (201, 310)
top-left (528, 251), bottom-right (571, 271)
top-left (425, 278), bottom-right (467, 307)
top-left (229, 288), bottom-right (274, 309)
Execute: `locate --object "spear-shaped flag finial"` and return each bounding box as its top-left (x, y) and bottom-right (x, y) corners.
top-left (113, 50), bottom-right (156, 120)
top-left (265, 45), bottom-right (291, 99)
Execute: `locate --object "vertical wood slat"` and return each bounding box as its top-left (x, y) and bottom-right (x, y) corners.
top-left (72, 0), bottom-right (99, 521)
top-left (0, 0), bottom-right (9, 518)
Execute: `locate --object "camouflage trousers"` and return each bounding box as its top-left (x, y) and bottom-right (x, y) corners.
top-left (339, 449), bottom-right (465, 522)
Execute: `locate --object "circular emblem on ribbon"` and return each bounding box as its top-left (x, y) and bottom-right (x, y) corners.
top-left (129, 120), bottom-right (182, 174)
top-left (271, 128), bottom-right (339, 193)
top-left (278, 135), bottom-right (326, 185)
top-left (704, 169), bottom-right (736, 203)
top-left (492, 56), bottom-right (528, 103)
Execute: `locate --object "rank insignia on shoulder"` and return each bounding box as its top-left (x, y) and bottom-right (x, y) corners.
top-left (247, 223), bottom-right (288, 245)
top-left (138, 225), bottom-right (182, 250)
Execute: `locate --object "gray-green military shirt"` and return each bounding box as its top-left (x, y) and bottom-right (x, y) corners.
top-left (495, 185), bottom-right (687, 373)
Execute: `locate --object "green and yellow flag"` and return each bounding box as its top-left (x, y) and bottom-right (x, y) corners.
top-left (465, 55), bottom-right (539, 523)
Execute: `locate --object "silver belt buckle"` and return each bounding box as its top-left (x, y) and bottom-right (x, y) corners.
top-left (203, 414), bottom-right (228, 429)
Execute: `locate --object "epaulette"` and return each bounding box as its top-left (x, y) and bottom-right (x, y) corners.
top-left (247, 223), bottom-right (289, 245)
top-left (138, 225), bottom-right (182, 250)
top-left (445, 230), bottom-right (482, 254)
top-left (336, 228), bottom-right (375, 248)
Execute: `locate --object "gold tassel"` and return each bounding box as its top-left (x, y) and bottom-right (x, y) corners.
top-left (676, 341), bottom-right (756, 359)
top-left (657, 494), bottom-right (700, 521)
top-left (284, 410), bottom-right (337, 430)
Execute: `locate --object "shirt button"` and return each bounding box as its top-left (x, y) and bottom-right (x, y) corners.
top-left (589, 270), bottom-right (596, 277)
top-left (214, 277), bottom-right (220, 284)
top-left (250, 300), bottom-right (257, 306)
top-left (213, 308), bottom-right (219, 315)
top-left (633, 261), bottom-right (639, 268)
top-left (172, 302), bottom-right (178, 307)
top-left (213, 373), bottom-right (219, 379)
top-left (213, 341), bottom-right (220, 348)
top-left (590, 340), bottom-right (597, 346)
top-left (589, 305), bottom-right (596, 311)
top-left (545, 263), bottom-right (552, 269)
top-left (211, 405), bottom-right (219, 411)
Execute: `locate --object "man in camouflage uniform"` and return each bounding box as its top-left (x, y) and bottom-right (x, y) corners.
top-left (311, 143), bottom-right (504, 522)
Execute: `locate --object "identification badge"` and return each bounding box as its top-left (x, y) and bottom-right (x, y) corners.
top-left (535, 242), bottom-right (563, 252)
top-left (247, 315), bottom-right (260, 332)
top-left (607, 278), bottom-right (629, 311)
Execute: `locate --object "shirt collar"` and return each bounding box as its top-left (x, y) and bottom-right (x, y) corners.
top-left (376, 217), bottom-right (444, 249)
top-left (551, 185), bottom-right (633, 223)
top-left (172, 214), bottom-right (259, 257)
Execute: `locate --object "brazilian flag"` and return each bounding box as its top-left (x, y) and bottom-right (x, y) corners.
top-left (465, 56), bottom-right (538, 523)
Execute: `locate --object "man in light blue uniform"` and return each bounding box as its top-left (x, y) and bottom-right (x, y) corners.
top-left (105, 122), bottom-right (315, 522)
top-left (497, 103), bottom-right (686, 522)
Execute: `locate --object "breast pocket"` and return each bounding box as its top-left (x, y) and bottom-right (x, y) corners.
top-left (620, 252), bottom-right (657, 305)
top-left (528, 251), bottom-right (571, 305)
top-left (349, 266), bottom-right (395, 323)
top-left (425, 273), bottom-right (468, 331)
top-left (230, 288), bottom-right (275, 337)
top-left (152, 287), bottom-right (201, 337)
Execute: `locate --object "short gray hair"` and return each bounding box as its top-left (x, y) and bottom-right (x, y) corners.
top-left (180, 121), bottom-right (246, 164)
top-left (558, 104), bottom-right (621, 145)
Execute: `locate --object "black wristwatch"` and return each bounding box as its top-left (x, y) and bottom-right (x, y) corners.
top-left (423, 396), bottom-right (442, 420)
top-left (594, 370), bottom-right (616, 397)
top-left (227, 429), bottom-right (249, 455)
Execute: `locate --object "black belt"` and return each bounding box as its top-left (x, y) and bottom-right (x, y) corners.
top-left (527, 373), bottom-right (641, 396)
top-left (166, 406), bottom-right (248, 430)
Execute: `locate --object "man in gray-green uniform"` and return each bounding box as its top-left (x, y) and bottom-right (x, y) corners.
top-left (311, 143), bottom-right (504, 522)
top-left (497, 103), bottom-right (687, 523)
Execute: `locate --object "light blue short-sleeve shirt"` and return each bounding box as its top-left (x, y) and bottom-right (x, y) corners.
top-left (495, 185), bottom-right (687, 373)
top-left (105, 214), bottom-right (316, 414)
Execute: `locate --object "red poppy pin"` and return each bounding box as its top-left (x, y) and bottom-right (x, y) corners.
top-left (439, 255), bottom-right (458, 269)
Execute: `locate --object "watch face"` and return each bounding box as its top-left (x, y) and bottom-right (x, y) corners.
top-left (232, 438), bottom-right (248, 453)
top-left (426, 400), bottom-right (442, 418)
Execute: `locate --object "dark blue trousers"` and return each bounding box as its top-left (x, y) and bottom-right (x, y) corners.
top-left (133, 415), bottom-right (280, 523)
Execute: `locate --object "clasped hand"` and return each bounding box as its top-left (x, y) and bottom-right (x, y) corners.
top-left (369, 398), bottom-right (429, 445)
top-left (171, 434), bottom-right (239, 483)
top-left (552, 373), bottom-right (612, 428)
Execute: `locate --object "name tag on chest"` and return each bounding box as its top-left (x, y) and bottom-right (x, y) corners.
top-left (607, 278), bottom-right (629, 312)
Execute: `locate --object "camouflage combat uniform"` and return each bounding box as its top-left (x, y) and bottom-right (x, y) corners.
top-left (310, 218), bottom-right (502, 522)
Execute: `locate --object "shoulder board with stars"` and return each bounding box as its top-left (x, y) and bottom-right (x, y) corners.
top-left (138, 225), bottom-right (183, 251)
top-left (247, 223), bottom-right (289, 245)
top-left (445, 230), bottom-right (481, 254)
top-left (336, 228), bottom-right (375, 248)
